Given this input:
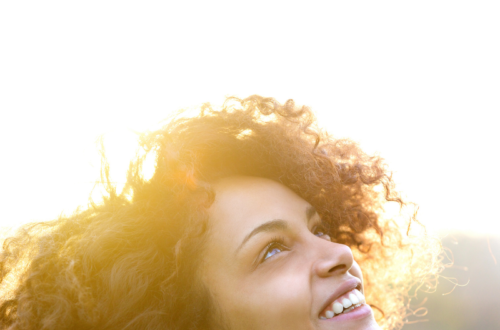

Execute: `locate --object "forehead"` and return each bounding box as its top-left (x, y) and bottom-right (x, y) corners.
top-left (208, 176), bottom-right (310, 241)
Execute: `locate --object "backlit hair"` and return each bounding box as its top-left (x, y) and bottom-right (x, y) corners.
top-left (0, 95), bottom-right (443, 329)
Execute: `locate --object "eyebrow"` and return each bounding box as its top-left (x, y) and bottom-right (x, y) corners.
top-left (236, 205), bottom-right (317, 254)
top-left (306, 205), bottom-right (317, 222)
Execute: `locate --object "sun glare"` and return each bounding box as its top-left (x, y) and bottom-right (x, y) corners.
top-left (0, 2), bottom-right (498, 238)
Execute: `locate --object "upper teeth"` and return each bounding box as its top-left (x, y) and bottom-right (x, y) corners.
top-left (333, 301), bottom-right (344, 314)
top-left (319, 289), bottom-right (366, 320)
top-left (349, 293), bottom-right (360, 304)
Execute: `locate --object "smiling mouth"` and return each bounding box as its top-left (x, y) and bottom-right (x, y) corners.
top-left (319, 288), bottom-right (366, 319)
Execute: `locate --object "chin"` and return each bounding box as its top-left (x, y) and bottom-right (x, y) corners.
top-left (362, 319), bottom-right (381, 330)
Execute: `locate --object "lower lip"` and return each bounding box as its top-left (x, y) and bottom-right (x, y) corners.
top-left (321, 304), bottom-right (373, 323)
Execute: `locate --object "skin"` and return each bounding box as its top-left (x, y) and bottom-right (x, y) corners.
top-left (201, 176), bottom-right (380, 330)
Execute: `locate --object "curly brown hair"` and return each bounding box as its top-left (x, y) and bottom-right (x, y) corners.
top-left (0, 95), bottom-right (442, 329)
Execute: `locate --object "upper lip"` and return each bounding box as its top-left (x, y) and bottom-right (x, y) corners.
top-left (318, 277), bottom-right (362, 316)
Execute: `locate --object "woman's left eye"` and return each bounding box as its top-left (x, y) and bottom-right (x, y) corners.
top-left (314, 225), bottom-right (331, 241)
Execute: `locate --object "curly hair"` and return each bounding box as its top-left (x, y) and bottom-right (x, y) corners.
top-left (0, 95), bottom-right (443, 329)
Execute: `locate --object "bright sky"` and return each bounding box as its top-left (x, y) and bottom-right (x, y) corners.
top-left (0, 1), bottom-right (499, 236)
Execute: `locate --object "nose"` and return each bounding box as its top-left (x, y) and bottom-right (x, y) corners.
top-left (312, 238), bottom-right (354, 277)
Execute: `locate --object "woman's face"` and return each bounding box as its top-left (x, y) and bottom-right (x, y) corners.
top-left (201, 176), bottom-right (380, 330)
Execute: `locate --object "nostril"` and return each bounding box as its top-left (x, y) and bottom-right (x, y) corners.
top-left (329, 264), bottom-right (346, 273)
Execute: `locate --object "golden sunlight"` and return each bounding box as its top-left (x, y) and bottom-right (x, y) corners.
top-left (0, 1), bottom-right (498, 239)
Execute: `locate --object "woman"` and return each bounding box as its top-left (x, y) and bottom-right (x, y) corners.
top-left (0, 95), bottom-right (442, 329)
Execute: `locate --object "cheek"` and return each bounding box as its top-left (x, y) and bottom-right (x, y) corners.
top-left (216, 262), bottom-right (313, 329)
top-left (350, 260), bottom-right (364, 283)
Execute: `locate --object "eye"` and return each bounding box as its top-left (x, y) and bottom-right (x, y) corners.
top-left (262, 236), bottom-right (287, 262)
top-left (264, 244), bottom-right (284, 260)
top-left (313, 224), bottom-right (332, 242)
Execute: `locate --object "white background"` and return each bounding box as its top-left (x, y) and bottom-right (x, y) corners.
top-left (0, 1), bottom-right (499, 236)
